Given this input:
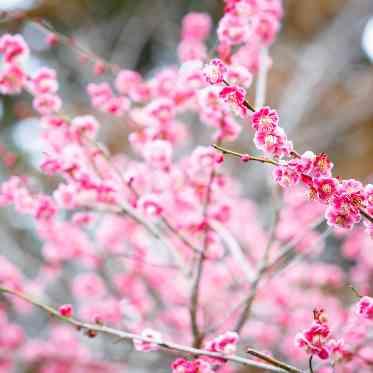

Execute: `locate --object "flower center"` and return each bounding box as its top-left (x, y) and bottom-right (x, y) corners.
top-left (265, 135), bottom-right (276, 146)
top-left (322, 184), bottom-right (332, 194)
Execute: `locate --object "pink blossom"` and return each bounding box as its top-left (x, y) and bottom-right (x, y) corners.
top-left (288, 150), bottom-right (315, 175)
top-left (28, 68), bottom-right (58, 95)
top-left (206, 331), bottom-right (239, 354)
top-left (311, 153), bottom-right (334, 177)
top-left (34, 196), bottom-right (57, 221)
top-left (260, 0), bottom-right (284, 19)
top-left (356, 296), bottom-right (373, 320)
top-left (327, 338), bottom-right (352, 364)
top-left (178, 40), bottom-right (207, 62)
top-left (53, 184), bottom-right (77, 209)
top-left (0, 63), bottom-right (26, 94)
top-left (325, 205), bottom-right (356, 230)
top-left (253, 14), bottom-right (280, 45)
top-left (251, 106), bottom-right (279, 132)
top-left (46, 33), bottom-right (59, 46)
top-left (146, 98), bottom-right (175, 125)
top-left (138, 194), bottom-right (164, 217)
top-left (229, 0), bottom-right (257, 18)
top-left (87, 82), bottom-right (113, 108)
top-left (217, 14), bottom-right (252, 46)
top-left (171, 358), bottom-right (195, 373)
top-left (71, 212), bottom-right (94, 226)
top-left (203, 59), bottom-right (227, 85)
top-left (326, 179), bottom-right (364, 229)
top-left (225, 65), bottom-right (253, 87)
top-left (115, 69), bottom-right (142, 95)
top-left (0, 321), bottom-right (24, 349)
top-left (0, 34), bottom-right (29, 63)
top-left (219, 85), bottom-right (248, 117)
top-left (215, 116), bottom-right (241, 142)
top-left (93, 61), bottom-right (106, 76)
top-left (254, 127), bottom-right (291, 157)
top-left (104, 96), bottom-right (130, 116)
top-left (171, 358), bottom-right (213, 373)
top-left (70, 115), bottom-right (99, 141)
top-left (58, 304), bottom-right (73, 318)
top-left (133, 329), bottom-right (162, 352)
top-left (33, 93), bottom-right (62, 115)
top-left (295, 321), bottom-right (330, 359)
top-left (42, 116), bottom-right (68, 128)
top-left (0, 256), bottom-right (24, 291)
top-left (314, 177), bottom-right (338, 202)
top-left (240, 154), bottom-right (251, 162)
top-left (273, 165), bottom-right (301, 188)
top-left (143, 140), bottom-right (173, 170)
top-left (181, 12), bottom-right (212, 41)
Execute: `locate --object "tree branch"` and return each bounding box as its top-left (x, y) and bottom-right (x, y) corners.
top-left (212, 144), bottom-right (280, 166)
top-left (0, 286), bottom-right (303, 373)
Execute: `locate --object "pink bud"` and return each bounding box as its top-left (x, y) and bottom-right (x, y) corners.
top-left (240, 154), bottom-right (251, 162)
top-left (58, 304), bottom-right (73, 318)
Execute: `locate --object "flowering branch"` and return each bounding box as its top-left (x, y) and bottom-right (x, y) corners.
top-left (212, 142), bottom-right (373, 226)
top-left (0, 286), bottom-right (303, 373)
top-left (212, 143), bottom-right (279, 166)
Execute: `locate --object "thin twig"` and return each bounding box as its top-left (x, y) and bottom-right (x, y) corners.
top-left (161, 217), bottom-right (202, 254)
top-left (0, 286), bottom-right (300, 373)
top-left (210, 220), bottom-right (254, 281)
top-left (190, 143), bottom-right (220, 347)
top-left (234, 208), bottom-right (280, 333)
top-left (268, 226), bottom-right (332, 279)
top-left (247, 348), bottom-right (303, 373)
top-left (32, 20), bottom-right (121, 74)
top-left (359, 207), bottom-right (373, 224)
top-left (349, 285), bottom-right (363, 299)
top-left (212, 144), bottom-right (280, 166)
top-left (309, 355), bottom-right (314, 373)
top-left (264, 217), bottom-right (325, 274)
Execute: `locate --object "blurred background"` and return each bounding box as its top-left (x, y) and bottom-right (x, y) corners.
top-left (0, 0), bottom-right (373, 371)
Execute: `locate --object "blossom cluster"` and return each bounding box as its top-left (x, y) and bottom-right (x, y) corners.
top-left (203, 55), bottom-right (372, 234)
top-left (169, 332), bottom-right (239, 372)
top-left (295, 305), bottom-right (373, 367)
top-left (0, 2), bottom-right (373, 373)
top-left (218, 0), bottom-right (283, 71)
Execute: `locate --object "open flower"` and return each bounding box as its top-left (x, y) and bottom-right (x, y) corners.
top-left (203, 58), bottom-right (227, 85)
top-left (251, 106), bottom-right (279, 132)
top-left (356, 296), bottom-right (373, 320)
top-left (219, 85), bottom-right (248, 117)
top-left (133, 329), bottom-right (162, 352)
